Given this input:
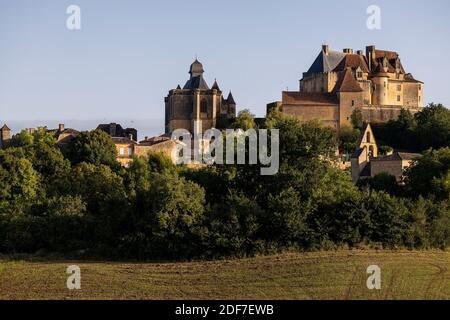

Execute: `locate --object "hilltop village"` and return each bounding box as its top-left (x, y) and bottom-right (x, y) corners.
top-left (1, 44), bottom-right (425, 183)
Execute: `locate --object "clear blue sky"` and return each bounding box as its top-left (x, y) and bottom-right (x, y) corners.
top-left (0, 0), bottom-right (449, 121)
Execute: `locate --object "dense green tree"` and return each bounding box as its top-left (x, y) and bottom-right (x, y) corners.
top-left (267, 187), bottom-right (311, 246)
top-left (67, 130), bottom-right (118, 168)
top-left (339, 125), bottom-right (361, 155)
top-left (364, 191), bottom-right (410, 247)
top-left (357, 172), bottom-right (401, 196)
top-left (0, 148), bottom-right (40, 202)
top-left (148, 152), bottom-right (176, 174)
top-left (309, 168), bottom-right (368, 246)
top-left (123, 172), bottom-right (205, 259)
top-left (232, 109), bottom-right (256, 130)
top-left (415, 103), bottom-right (450, 150)
top-left (205, 192), bottom-right (264, 258)
top-left (71, 162), bottom-right (128, 245)
top-left (123, 156), bottom-right (153, 199)
top-left (404, 148), bottom-right (450, 200)
top-left (350, 108), bottom-right (364, 130)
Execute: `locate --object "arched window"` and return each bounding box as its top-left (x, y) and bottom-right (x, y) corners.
top-left (366, 132), bottom-right (371, 143)
top-left (200, 99), bottom-right (207, 113)
top-left (369, 145), bottom-right (374, 157)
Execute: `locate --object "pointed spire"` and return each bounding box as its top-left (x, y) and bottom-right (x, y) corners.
top-left (176, 84), bottom-right (181, 89)
top-left (226, 91), bottom-right (235, 104)
top-left (212, 78), bottom-right (220, 90)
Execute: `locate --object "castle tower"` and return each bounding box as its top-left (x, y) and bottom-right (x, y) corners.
top-left (371, 70), bottom-right (389, 106)
top-left (165, 59), bottom-right (236, 136)
top-left (0, 124), bottom-right (11, 149)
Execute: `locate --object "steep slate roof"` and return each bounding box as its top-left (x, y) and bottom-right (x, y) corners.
top-left (1, 124), bottom-right (10, 131)
top-left (305, 50), bottom-right (346, 75)
top-left (351, 147), bottom-right (365, 159)
top-left (333, 68), bottom-right (363, 93)
top-left (333, 54), bottom-right (369, 73)
top-left (226, 92), bottom-right (235, 104)
top-left (404, 73), bottom-right (423, 83)
top-left (282, 91), bottom-right (339, 105)
top-left (371, 152), bottom-right (421, 162)
top-left (183, 76), bottom-right (210, 90)
top-left (211, 79), bottom-right (220, 90)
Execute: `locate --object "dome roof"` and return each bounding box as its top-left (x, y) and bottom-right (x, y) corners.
top-left (189, 59), bottom-right (204, 77)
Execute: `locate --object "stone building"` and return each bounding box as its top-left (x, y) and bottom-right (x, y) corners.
top-left (270, 45), bottom-right (424, 131)
top-left (97, 123), bottom-right (138, 141)
top-left (111, 135), bottom-right (180, 167)
top-left (54, 124), bottom-right (80, 150)
top-left (351, 123), bottom-right (420, 184)
top-left (0, 124), bottom-right (11, 149)
top-left (165, 59), bottom-right (236, 135)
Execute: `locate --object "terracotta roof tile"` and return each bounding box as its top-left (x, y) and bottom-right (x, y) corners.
top-left (333, 54), bottom-right (369, 73)
top-left (333, 68), bottom-right (363, 93)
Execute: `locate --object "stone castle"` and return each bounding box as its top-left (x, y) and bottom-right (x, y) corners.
top-left (270, 45), bottom-right (424, 131)
top-left (165, 59), bottom-right (236, 135)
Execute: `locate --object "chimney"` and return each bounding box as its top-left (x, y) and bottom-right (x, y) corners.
top-left (357, 50), bottom-right (363, 56)
top-left (343, 48), bottom-right (353, 54)
top-left (145, 136), bottom-right (148, 141)
top-left (322, 44), bottom-right (329, 56)
top-left (58, 123), bottom-right (65, 132)
top-left (128, 133), bottom-right (134, 141)
top-left (110, 123), bottom-right (116, 137)
top-left (366, 45), bottom-right (376, 70)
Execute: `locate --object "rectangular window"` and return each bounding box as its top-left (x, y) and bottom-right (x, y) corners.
top-left (397, 95), bottom-right (401, 102)
top-left (128, 147), bottom-right (133, 156)
top-left (397, 85), bottom-right (401, 91)
top-left (351, 100), bottom-right (355, 107)
top-left (119, 147), bottom-right (124, 156)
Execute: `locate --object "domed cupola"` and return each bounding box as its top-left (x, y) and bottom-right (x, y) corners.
top-left (189, 59), bottom-right (205, 77)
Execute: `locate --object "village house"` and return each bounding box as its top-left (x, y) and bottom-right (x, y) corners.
top-left (351, 123), bottom-right (421, 184)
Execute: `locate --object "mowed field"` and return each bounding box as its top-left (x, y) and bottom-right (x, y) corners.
top-left (0, 250), bottom-right (449, 300)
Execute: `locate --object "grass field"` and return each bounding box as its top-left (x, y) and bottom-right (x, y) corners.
top-left (0, 250), bottom-right (449, 300)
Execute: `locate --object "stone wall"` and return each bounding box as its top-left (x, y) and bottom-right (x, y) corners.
top-left (281, 104), bottom-right (339, 129)
top-left (338, 92), bottom-right (364, 128)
